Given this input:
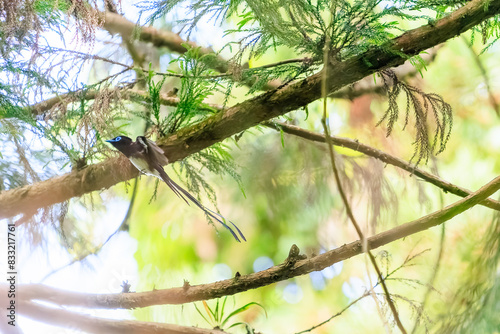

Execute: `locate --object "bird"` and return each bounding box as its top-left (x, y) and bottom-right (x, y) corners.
top-left (106, 135), bottom-right (246, 242)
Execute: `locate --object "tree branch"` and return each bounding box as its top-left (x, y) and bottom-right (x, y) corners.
top-left (100, 11), bottom-right (282, 90)
top-left (29, 88), bottom-right (222, 117)
top-left (1, 0), bottom-right (499, 219)
top-left (264, 121), bottom-right (500, 211)
top-left (18, 299), bottom-right (229, 334)
top-left (16, 174), bottom-right (500, 309)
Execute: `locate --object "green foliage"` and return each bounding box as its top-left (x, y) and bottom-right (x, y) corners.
top-left (146, 63), bottom-right (168, 130)
top-left (194, 297), bottom-right (267, 330)
top-left (476, 16), bottom-right (500, 54)
top-left (163, 45), bottom-right (223, 133)
top-left (33, 0), bottom-right (70, 23)
top-left (0, 83), bottom-right (22, 117)
top-left (400, 0), bottom-right (500, 54)
top-left (144, 0), bottom-right (415, 61)
top-left (140, 0), bottom-right (237, 30)
top-left (0, 0), bottom-right (118, 177)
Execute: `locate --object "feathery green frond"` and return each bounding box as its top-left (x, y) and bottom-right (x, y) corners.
top-left (376, 70), bottom-right (452, 165)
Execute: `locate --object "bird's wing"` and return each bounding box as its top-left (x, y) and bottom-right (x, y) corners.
top-left (137, 136), bottom-right (169, 166)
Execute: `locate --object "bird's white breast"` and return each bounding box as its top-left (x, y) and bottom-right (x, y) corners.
top-left (129, 157), bottom-right (161, 179)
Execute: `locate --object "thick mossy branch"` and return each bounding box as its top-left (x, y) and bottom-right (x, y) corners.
top-left (376, 70), bottom-right (453, 165)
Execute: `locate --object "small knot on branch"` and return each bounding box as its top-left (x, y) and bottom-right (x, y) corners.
top-left (285, 244), bottom-right (307, 267)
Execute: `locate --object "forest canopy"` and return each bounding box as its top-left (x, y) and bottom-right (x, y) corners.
top-left (0, 0), bottom-right (500, 333)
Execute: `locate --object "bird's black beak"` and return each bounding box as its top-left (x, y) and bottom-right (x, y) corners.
top-left (105, 139), bottom-right (112, 143)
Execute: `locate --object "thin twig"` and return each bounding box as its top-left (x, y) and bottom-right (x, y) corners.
top-left (295, 291), bottom-right (371, 333)
top-left (321, 36), bottom-right (407, 333)
top-left (47, 49), bottom-right (310, 81)
top-left (295, 248), bottom-right (424, 334)
top-left (29, 87), bottom-right (222, 117)
top-left (364, 249), bottom-right (392, 334)
top-left (410, 164), bottom-right (446, 333)
top-left (39, 178), bottom-right (139, 283)
top-left (44, 46), bottom-right (132, 69)
top-left (145, 57), bottom-right (313, 80)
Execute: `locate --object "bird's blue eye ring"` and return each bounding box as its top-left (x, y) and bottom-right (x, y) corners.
top-left (106, 136), bottom-right (122, 143)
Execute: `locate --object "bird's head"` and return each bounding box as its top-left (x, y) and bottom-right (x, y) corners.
top-left (105, 136), bottom-right (133, 150)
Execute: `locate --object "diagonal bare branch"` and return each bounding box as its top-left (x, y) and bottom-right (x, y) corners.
top-left (265, 121), bottom-right (500, 211)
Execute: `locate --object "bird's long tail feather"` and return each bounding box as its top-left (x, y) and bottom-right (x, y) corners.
top-left (155, 166), bottom-right (246, 242)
